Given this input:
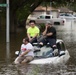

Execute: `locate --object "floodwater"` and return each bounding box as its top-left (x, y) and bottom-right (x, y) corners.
top-left (0, 20), bottom-right (76, 75)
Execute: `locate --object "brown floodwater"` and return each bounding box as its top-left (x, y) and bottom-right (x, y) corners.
top-left (0, 20), bottom-right (76, 75)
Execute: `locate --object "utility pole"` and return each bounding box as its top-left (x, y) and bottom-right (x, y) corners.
top-left (6, 0), bottom-right (10, 42)
top-left (6, 0), bottom-right (10, 62)
top-left (0, 0), bottom-right (10, 61)
top-left (0, 0), bottom-right (10, 42)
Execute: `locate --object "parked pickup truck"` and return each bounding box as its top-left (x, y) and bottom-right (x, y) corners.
top-left (29, 14), bottom-right (66, 25)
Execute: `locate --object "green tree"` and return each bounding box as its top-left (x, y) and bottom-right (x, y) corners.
top-left (0, 0), bottom-right (76, 32)
top-left (10, 0), bottom-right (43, 32)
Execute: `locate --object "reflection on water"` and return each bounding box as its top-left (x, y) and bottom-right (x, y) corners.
top-left (0, 20), bottom-right (76, 75)
top-left (6, 43), bottom-right (10, 63)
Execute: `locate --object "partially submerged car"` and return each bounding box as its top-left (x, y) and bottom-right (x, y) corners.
top-left (15, 39), bottom-right (70, 65)
top-left (58, 13), bottom-right (76, 20)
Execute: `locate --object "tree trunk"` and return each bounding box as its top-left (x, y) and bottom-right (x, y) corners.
top-left (10, 11), bottom-right (17, 33)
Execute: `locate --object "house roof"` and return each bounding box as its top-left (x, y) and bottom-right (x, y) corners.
top-left (58, 7), bottom-right (73, 13)
top-left (35, 6), bottom-right (45, 11)
top-left (34, 6), bottom-right (73, 13)
top-left (34, 6), bottom-right (58, 12)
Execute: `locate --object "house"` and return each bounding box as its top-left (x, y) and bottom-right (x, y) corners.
top-left (30, 6), bottom-right (73, 18)
top-left (32, 6), bottom-right (59, 18)
top-left (58, 7), bottom-right (73, 14)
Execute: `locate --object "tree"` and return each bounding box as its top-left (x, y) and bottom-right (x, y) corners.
top-left (9, 0), bottom-right (76, 33)
top-left (0, 0), bottom-right (76, 32)
top-left (10, 0), bottom-right (44, 32)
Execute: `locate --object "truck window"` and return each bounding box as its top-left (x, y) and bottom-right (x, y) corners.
top-left (39, 16), bottom-right (44, 19)
top-left (57, 42), bottom-right (65, 51)
top-left (45, 16), bottom-right (50, 19)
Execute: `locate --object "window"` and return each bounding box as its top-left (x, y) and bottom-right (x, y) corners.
top-left (60, 14), bottom-right (65, 16)
top-left (45, 16), bottom-right (50, 19)
top-left (57, 41), bottom-right (65, 51)
top-left (34, 46), bottom-right (53, 58)
top-left (39, 15), bottom-right (44, 19)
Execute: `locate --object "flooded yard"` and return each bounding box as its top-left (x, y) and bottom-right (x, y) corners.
top-left (0, 20), bottom-right (76, 75)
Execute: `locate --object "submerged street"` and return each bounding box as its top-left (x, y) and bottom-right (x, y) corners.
top-left (0, 20), bottom-right (76, 75)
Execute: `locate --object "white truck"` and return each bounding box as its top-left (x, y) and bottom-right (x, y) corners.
top-left (29, 14), bottom-right (66, 25)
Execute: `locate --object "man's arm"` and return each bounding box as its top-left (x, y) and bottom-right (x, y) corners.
top-left (27, 33), bottom-right (31, 39)
top-left (42, 26), bottom-right (47, 35)
top-left (46, 32), bottom-right (53, 36)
